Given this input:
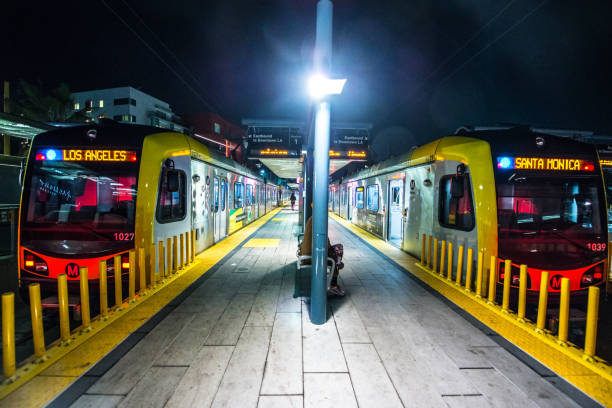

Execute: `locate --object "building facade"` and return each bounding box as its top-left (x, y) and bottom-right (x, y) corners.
top-left (72, 86), bottom-right (189, 133)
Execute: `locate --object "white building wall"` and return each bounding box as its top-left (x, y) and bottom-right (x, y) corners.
top-left (72, 86), bottom-right (188, 133)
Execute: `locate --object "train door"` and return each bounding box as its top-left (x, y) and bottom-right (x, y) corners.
top-left (348, 186), bottom-right (353, 221)
top-left (387, 179), bottom-right (404, 248)
top-left (255, 185), bottom-right (260, 218)
top-left (218, 178), bottom-right (228, 241)
top-left (190, 160), bottom-right (208, 253)
top-left (213, 177), bottom-right (220, 242)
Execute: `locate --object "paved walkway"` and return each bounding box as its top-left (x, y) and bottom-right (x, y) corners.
top-left (68, 210), bottom-right (581, 408)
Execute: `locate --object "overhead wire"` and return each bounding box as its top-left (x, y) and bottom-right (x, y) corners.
top-left (99, 0), bottom-right (218, 112)
top-left (409, 0), bottom-right (549, 105)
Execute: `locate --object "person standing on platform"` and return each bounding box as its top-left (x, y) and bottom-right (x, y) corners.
top-left (290, 192), bottom-right (296, 210)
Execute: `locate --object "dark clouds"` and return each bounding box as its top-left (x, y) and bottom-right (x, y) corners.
top-left (2, 0), bottom-right (611, 151)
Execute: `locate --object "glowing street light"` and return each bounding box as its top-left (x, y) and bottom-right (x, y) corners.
top-left (308, 74), bottom-right (346, 99)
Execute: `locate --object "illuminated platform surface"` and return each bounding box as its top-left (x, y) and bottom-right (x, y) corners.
top-left (45, 210), bottom-right (593, 407)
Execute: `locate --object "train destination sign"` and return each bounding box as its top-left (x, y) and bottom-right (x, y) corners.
top-left (497, 156), bottom-right (595, 171)
top-left (35, 149), bottom-right (138, 162)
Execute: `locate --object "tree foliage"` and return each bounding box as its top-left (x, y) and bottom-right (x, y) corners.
top-left (10, 80), bottom-right (88, 123)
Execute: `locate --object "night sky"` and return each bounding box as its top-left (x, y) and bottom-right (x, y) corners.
top-left (2, 0), bottom-right (611, 157)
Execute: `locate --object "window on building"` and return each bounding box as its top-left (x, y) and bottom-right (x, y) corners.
top-left (156, 169), bottom-right (186, 222)
top-left (85, 100), bottom-right (93, 112)
top-left (367, 185), bottom-right (379, 211)
top-left (114, 98), bottom-right (136, 106)
top-left (73, 102), bottom-right (80, 110)
top-left (214, 122), bottom-right (221, 134)
top-left (439, 174), bottom-right (474, 231)
top-left (355, 187), bottom-right (364, 209)
top-left (114, 115), bottom-right (135, 123)
top-left (99, 100), bottom-right (104, 108)
top-left (234, 182), bottom-right (244, 208)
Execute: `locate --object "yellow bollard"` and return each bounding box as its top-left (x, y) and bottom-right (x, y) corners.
top-left (487, 256), bottom-right (497, 304)
top-left (191, 229), bottom-right (195, 262)
top-left (79, 267), bottom-right (92, 332)
top-left (159, 241), bottom-right (165, 281)
top-left (150, 243), bottom-right (157, 287)
top-left (421, 234), bottom-right (426, 265)
top-left (114, 255), bottom-right (123, 310)
top-left (517, 265), bottom-right (528, 321)
top-left (167, 238), bottom-right (172, 275)
top-left (583, 286), bottom-right (600, 359)
top-left (433, 238), bottom-right (438, 273)
top-left (185, 231), bottom-right (190, 265)
top-left (29, 283), bottom-right (46, 361)
top-left (558, 277), bottom-right (570, 345)
top-left (99, 260), bottom-right (108, 319)
top-left (502, 259), bottom-right (512, 312)
top-left (128, 250), bottom-right (136, 302)
top-left (465, 248), bottom-right (473, 292)
top-left (2, 292), bottom-right (16, 379)
top-left (427, 235), bottom-right (432, 268)
top-left (475, 251), bottom-right (484, 297)
top-left (138, 247), bottom-right (147, 295)
top-left (447, 242), bottom-right (454, 281)
top-left (57, 274), bottom-right (71, 344)
top-left (439, 240), bottom-right (446, 276)
top-left (173, 236), bottom-right (178, 273)
top-left (180, 234), bottom-right (185, 269)
top-left (456, 245), bottom-right (464, 286)
top-left (535, 271), bottom-right (549, 333)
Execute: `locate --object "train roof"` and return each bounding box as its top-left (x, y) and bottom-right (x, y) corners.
top-left (345, 127), bottom-right (597, 182)
top-left (30, 121), bottom-right (267, 183)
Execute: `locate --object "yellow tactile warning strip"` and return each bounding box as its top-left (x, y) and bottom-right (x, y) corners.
top-left (0, 208), bottom-right (282, 408)
top-left (329, 212), bottom-right (612, 407)
top-left (242, 238), bottom-right (280, 247)
top-left (271, 218), bottom-right (289, 221)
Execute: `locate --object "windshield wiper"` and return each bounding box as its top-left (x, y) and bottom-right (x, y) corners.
top-left (546, 229), bottom-right (590, 252)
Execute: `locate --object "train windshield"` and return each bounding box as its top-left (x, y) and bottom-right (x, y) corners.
top-left (497, 176), bottom-right (606, 269)
top-left (21, 159), bottom-right (138, 257)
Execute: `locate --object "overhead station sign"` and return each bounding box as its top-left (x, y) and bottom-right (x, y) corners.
top-left (497, 156), bottom-right (594, 171)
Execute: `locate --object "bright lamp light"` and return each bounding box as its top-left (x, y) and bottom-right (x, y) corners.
top-left (308, 74), bottom-right (346, 98)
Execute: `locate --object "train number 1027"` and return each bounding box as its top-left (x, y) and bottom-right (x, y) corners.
top-left (114, 232), bottom-right (135, 241)
top-left (587, 242), bottom-right (607, 251)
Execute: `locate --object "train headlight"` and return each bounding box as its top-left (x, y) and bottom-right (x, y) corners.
top-left (23, 252), bottom-right (49, 276)
top-left (580, 264), bottom-right (604, 288)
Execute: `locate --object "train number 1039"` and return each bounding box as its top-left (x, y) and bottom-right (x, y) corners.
top-left (114, 232), bottom-right (135, 241)
top-left (587, 242), bottom-right (607, 251)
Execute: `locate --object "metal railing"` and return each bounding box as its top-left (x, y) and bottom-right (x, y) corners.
top-left (420, 233), bottom-right (603, 362)
top-left (1, 230), bottom-right (197, 382)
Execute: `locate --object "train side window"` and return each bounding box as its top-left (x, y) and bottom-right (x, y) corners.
top-left (439, 174), bottom-right (475, 231)
top-left (246, 184), bottom-right (253, 206)
top-left (366, 185), bottom-right (379, 211)
top-left (355, 187), bottom-right (364, 209)
top-left (234, 182), bottom-right (244, 208)
top-left (221, 180), bottom-right (226, 211)
top-left (157, 169), bottom-right (186, 223)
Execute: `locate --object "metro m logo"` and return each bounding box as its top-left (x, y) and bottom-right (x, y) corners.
top-left (550, 274), bottom-right (563, 290)
top-left (66, 263), bottom-right (80, 278)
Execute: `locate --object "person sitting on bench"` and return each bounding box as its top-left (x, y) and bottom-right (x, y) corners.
top-left (299, 215), bottom-right (345, 296)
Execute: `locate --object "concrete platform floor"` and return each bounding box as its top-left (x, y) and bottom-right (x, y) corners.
top-left (66, 210), bottom-right (583, 408)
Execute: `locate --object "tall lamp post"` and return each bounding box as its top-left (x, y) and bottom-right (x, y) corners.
top-left (309, 0), bottom-right (346, 325)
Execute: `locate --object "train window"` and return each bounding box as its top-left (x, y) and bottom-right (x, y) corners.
top-left (246, 184), bottom-right (253, 206)
top-left (157, 169), bottom-right (186, 223)
top-left (234, 182), bottom-right (244, 208)
top-left (355, 187), bottom-right (364, 209)
top-left (213, 178), bottom-right (219, 213)
top-left (391, 186), bottom-right (401, 205)
top-left (367, 185), bottom-right (379, 211)
top-left (221, 180), bottom-right (226, 211)
top-left (439, 174), bottom-right (474, 231)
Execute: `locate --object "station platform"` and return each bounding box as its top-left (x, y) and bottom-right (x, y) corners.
top-left (4, 208), bottom-right (601, 407)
